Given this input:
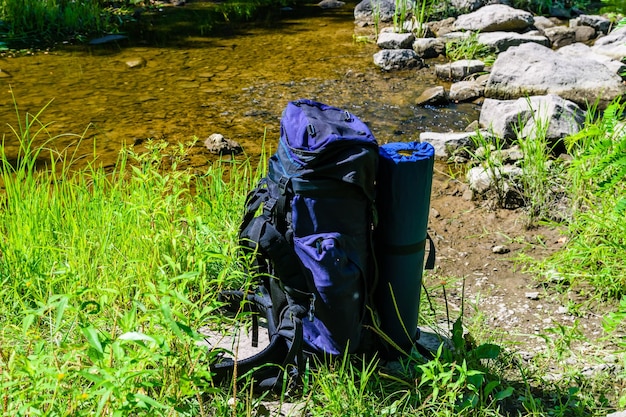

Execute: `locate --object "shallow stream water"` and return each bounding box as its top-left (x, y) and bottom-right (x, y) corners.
top-left (0, 1), bottom-right (480, 170)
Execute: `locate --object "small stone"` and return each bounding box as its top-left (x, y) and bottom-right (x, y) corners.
top-left (204, 133), bottom-right (243, 155)
top-left (415, 86), bottom-right (448, 106)
top-left (556, 306), bottom-right (569, 314)
top-left (525, 291), bottom-right (540, 300)
top-left (318, 0), bottom-right (345, 9)
top-left (125, 57), bottom-right (147, 69)
top-left (492, 245), bottom-right (510, 254)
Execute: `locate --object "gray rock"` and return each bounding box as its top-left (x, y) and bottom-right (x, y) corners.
top-left (542, 26), bottom-right (577, 49)
top-left (592, 26), bottom-right (626, 61)
top-left (574, 14), bottom-right (611, 35)
top-left (426, 17), bottom-right (456, 37)
top-left (449, 80), bottom-right (484, 102)
top-left (414, 86), bottom-right (449, 106)
top-left (125, 57), bottom-right (147, 69)
top-left (435, 59), bottom-right (485, 81)
top-left (204, 133), bottom-right (243, 155)
top-left (453, 4), bottom-right (534, 32)
top-left (419, 131), bottom-right (478, 159)
top-left (477, 31), bottom-right (550, 53)
top-left (479, 95), bottom-right (585, 143)
top-left (318, 0), bottom-right (345, 8)
top-left (412, 38), bottom-right (446, 58)
top-left (440, 31), bottom-right (473, 43)
top-left (373, 49), bottom-right (423, 71)
top-left (484, 42), bottom-right (626, 110)
top-left (532, 15), bottom-right (556, 31)
top-left (466, 164), bottom-right (522, 195)
top-left (450, 0), bottom-right (484, 13)
top-left (573, 25), bottom-right (597, 42)
top-left (498, 145), bottom-right (524, 162)
top-left (354, 0), bottom-right (414, 26)
top-left (607, 411), bottom-right (626, 417)
top-left (558, 43), bottom-right (626, 78)
top-left (377, 30), bottom-right (416, 49)
top-left (493, 245), bottom-right (511, 254)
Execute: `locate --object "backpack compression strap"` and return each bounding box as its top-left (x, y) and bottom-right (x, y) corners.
top-left (210, 288), bottom-right (308, 390)
top-left (239, 180), bottom-right (313, 304)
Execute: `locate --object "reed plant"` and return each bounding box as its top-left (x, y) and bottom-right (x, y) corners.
top-left (535, 100), bottom-right (626, 298)
top-left (468, 130), bottom-right (509, 207)
top-left (513, 101), bottom-right (566, 227)
top-left (0, 103), bottom-right (257, 415)
top-left (392, 0), bottom-right (413, 33)
top-left (0, 0), bottom-right (120, 46)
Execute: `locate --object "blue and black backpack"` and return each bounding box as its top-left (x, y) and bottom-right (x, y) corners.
top-left (210, 99), bottom-right (435, 390)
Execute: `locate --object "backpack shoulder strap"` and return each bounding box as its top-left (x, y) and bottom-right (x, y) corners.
top-left (209, 286), bottom-right (309, 391)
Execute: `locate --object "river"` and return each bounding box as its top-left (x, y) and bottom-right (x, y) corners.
top-left (0, 1), bottom-right (480, 171)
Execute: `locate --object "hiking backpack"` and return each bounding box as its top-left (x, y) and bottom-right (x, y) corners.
top-left (209, 99), bottom-right (434, 389)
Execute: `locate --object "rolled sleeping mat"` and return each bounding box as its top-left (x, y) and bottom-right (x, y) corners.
top-left (374, 141), bottom-right (435, 354)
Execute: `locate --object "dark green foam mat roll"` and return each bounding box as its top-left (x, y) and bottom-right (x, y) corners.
top-left (374, 141), bottom-right (435, 353)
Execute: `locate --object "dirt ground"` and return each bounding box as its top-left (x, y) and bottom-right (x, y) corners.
top-left (424, 163), bottom-right (611, 359)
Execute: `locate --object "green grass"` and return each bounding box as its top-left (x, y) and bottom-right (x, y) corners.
top-left (529, 100), bottom-right (626, 299)
top-left (0, 104), bottom-right (256, 415)
top-left (445, 31), bottom-right (495, 64)
top-left (1, 103), bottom-right (625, 416)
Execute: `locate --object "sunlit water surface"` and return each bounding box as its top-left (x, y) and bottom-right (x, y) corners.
top-left (0, 2), bottom-right (480, 170)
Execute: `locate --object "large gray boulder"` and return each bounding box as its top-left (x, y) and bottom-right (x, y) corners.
top-left (484, 42), bottom-right (626, 109)
top-left (479, 95), bottom-right (585, 143)
top-left (557, 43), bottom-right (626, 78)
top-left (453, 4), bottom-right (534, 32)
top-left (592, 26), bottom-right (626, 61)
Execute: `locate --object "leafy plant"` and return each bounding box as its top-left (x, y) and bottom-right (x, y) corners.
top-left (514, 99), bottom-right (567, 226)
top-left (445, 31), bottom-right (494, 62)
top-left (467, 130), bottom-right (510, 207)
top-left (536, 100), bottom-right (626, 298)
top-left (392, 0), bottom-right (413, 34)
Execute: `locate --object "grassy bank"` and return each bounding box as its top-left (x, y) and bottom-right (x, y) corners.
top-left (1, 103), bottom-right (625, 415)
top-left (0, 0), bottom-right (298, 49)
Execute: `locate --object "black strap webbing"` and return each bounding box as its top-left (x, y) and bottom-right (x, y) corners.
top-left (376, 233), bottom-right (436, 270)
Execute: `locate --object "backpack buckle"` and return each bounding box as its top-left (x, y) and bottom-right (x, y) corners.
top-left (306, 124), bottom-right (316, 138)
top-left (278, 176), bottom-right (290, 195)
top-left (263, 197), bottom-right (277, 216)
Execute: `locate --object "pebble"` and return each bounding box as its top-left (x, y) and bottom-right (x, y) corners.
top-left (125, 57), bottom-right (147, 69)
top-left (525, 291), bottom-right (540, 300)
top-left (492, 245), bottom-right (510, 254)
top-left (556, 306), bottom-right (569, 314)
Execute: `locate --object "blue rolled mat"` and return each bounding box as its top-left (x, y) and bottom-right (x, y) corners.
top-left (374, 141), bottom-right (435, 352)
